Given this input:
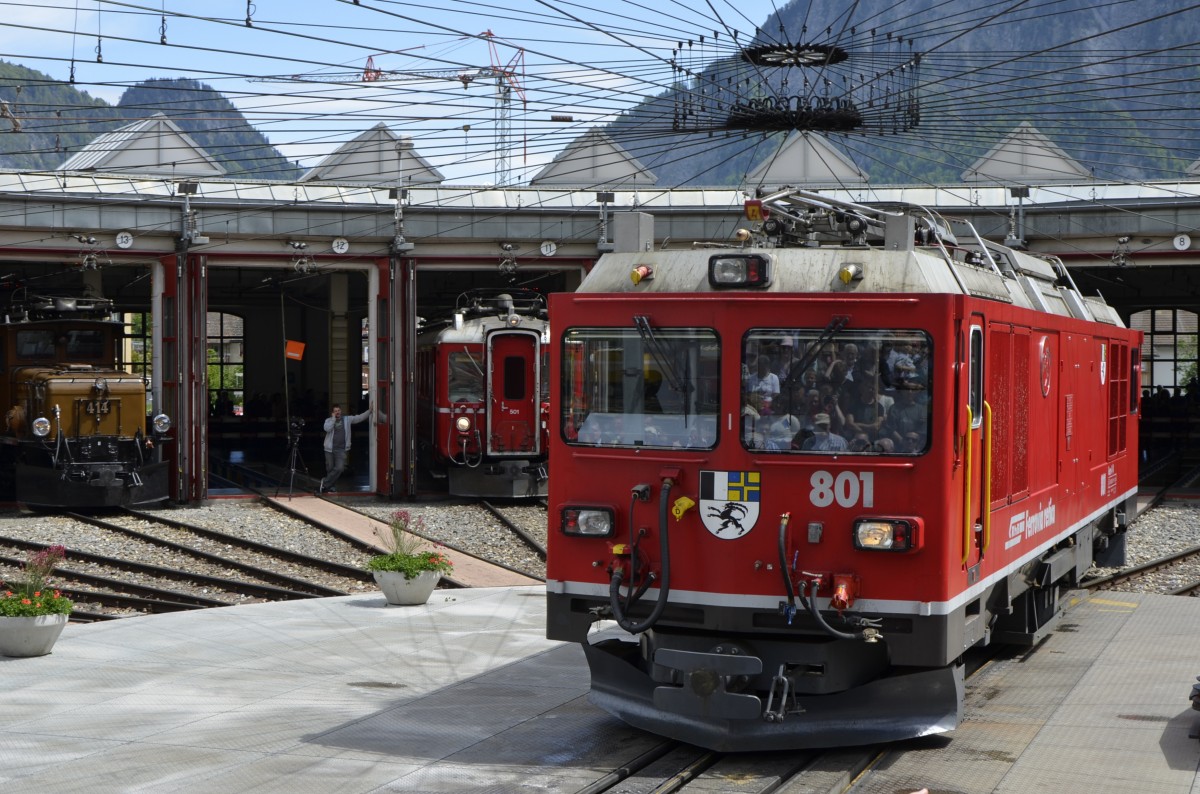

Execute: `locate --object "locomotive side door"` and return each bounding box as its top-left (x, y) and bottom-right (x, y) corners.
top-left (486, 329), bottom-right (540, 456)
top-left (962, 319), bottom-right (986, 579)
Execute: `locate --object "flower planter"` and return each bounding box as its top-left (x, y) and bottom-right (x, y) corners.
top-left (0, 613), bottom-right (68, 657)
top-left (373, 570), bottom-right (441, 606)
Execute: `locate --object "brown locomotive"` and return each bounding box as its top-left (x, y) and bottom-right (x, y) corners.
top-left (0, 293), bottom-right (170, 507)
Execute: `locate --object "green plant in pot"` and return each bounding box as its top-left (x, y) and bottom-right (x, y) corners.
top-left (0, 545), bottom-right (74, 657)
top-left (0, 545), bottom-right (73, 618)
top-left (367, 510), bottom-right (453, 605)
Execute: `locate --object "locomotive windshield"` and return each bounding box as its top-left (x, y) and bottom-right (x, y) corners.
top-left (447, 351), bottom-right (484, 402)
top-left (743, 329), bottom-right (931, 455)
top-left (562, 327), bottom-right (719, 449)
top-left (65, 330), bottom-right (106, 359)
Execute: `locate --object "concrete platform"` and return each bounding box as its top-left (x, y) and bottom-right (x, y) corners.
top-left (859, 591), bottom-right (1200, 794)
top-left (6, 589), bottom-right (1200, 792)
top-left (0, 587), bottom-right (618, 793)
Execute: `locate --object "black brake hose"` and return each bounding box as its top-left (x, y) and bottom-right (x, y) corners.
top-left (800, 579), bottom-right (862, 640)
top-left (777, 512), bottom-right (797, 607)
top-left (778, 511), bottom-right (870, 641)
top-left (610, 478), bottom-right (673, 633)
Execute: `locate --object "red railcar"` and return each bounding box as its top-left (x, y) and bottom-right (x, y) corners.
top-left (416, 289), bottom-right (549, 498)
top-left (546, 189), bottom-right (1141, 751)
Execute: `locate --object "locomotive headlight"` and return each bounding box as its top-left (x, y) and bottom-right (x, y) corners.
top-left (708, 254), bottom-right (771, 288)
top-left (455, 416), bottom-right (472, 433)
top-left (853, 518), bottom-right (921, 552)
top-left (32, 417), bottom-right (51, 437)
top-left (561, 506), bottom-right (614, 537)
top-left (152, 413), bottom-right (171, 434)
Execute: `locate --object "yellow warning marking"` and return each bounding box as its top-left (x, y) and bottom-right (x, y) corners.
top-left (1089, 597), bottom-right (1138, 609)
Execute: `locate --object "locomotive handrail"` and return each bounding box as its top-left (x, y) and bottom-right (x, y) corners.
top-left (914, 212), bottom-right (973, 296)
top-left (983, 400), bottom-right (993, 556)
top-left (939, 213), bottom-right (1006, 278)
top-left (962, 405), bottom-right (973, 567)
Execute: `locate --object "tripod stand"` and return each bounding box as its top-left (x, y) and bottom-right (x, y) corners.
top-left (278, 429), bottom-right (308, 499)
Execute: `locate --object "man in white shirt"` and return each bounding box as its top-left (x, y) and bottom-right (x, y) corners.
top-left (318, 402), bottom-right (372, 494)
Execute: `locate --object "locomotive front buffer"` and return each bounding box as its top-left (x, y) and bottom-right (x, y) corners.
top-left (583, 476), bottom-right (962, 752)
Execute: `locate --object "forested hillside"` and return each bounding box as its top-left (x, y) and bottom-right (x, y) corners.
top-left (0, 64), bottom-right (301, 180)
top-left (604, 0), bottom-right (1200, 187)
top-left (0, 0), bottom-right (1197, 188)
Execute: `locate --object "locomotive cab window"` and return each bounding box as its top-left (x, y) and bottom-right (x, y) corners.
top-left (16, 330), bottom-right (55, 360)
top-left (742, 329), bottom-right (931, 454)
top-left (447, 351), bottom-right (484, 402)
top-left (562, 327), bottom-right (719, 449)
top-left (65, 330), bottom-right (105, 359)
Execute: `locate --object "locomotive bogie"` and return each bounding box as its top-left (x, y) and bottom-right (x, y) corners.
top-left (16, 454), bottom-right (169, 508)
top-left (546, 191), bottom-right (1141, 751)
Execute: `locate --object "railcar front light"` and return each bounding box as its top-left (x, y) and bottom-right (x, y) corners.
top-left (561, 506), bottom-right (614, 537)
top-left (853, 518), bottom-right (921, 552)
top-left (455, 416), bottom-right (472, 433)
top-left (32, 417), bottom-right (51, 437)
top-left (152, 413), bottom-right (171, 433)
top-left (708, 253), bottom-right (771, 288)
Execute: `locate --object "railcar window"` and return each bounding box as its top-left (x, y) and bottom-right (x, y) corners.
top-left (741, 329), bottom-right (932, 455)
top-left (562, 327), bottom-right (719, 449)
top-left (448, 351), bottom-right (484, 402)
top-left (16, 330), bottom-right (55, 359)
top-left (969, 326), bottom-right (983, 429)
top-left (503, 356), bottom-right (526, 400)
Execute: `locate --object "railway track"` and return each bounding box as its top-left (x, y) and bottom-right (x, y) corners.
top-left (0, 506), bottom-right (381, 621)
top-left (1080, 461), bottom-right (1200, 597)
top-left (480, 499), bottom-right (547, 560)
top-left (1083, 542), bottom-right (1200, 593)
top-left (486, 645), bottom-right (1002, 793)
top-left (333, 497), bottom-right (548, 581)
top-left (0, 494), bottom-right (548, 621)
top-left (0, 532), bottom-right (324, 622)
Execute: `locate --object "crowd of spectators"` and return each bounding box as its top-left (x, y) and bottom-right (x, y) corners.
top-left (742, 335), bottom-right (931, 454)
top-left (1140, 379), bottom-right (1200, 460)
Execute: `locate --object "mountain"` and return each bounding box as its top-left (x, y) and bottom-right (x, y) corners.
top-left (117, 79), bottom-right (301, 181)
top-left (1, 0), bottom-right (1198, 188)
top-left (604, 0), bottom-right (1200, 187)
top-left (0, 64), bottom-right (301, 180)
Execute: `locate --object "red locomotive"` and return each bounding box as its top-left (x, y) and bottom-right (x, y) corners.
top-left (546, 188), bottom-right (1141, 751)
top-left (416, 289), bottom-right (549, 498)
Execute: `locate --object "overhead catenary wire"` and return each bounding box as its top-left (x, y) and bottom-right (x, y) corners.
top-left (0, 0), bottom-right (1195, 248)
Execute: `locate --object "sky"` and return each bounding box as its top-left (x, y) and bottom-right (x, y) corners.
top-left (0, 0), bottom-right (789, 183)
top-left (3, 1), bottom-right (1197, 191)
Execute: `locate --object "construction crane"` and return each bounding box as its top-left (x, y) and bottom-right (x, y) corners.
top-left (249, 32), bottom-right (526, 185)
top-left (249, 55), bottom-right (489, 87)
